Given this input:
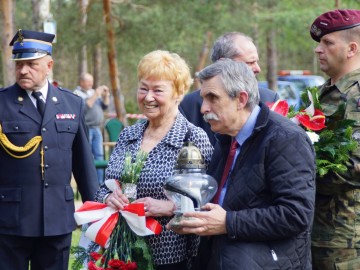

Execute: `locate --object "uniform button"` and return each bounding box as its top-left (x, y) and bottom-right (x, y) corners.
top-left (44, 183), bottom-right (49, 188)
top-left (67, 126), bottom-right (71, 130)
top-left (0, 195), bottom-right (5, 199)
top-left (44, 146), bottom-right (48, 150)
top-left (14, 126), bottom-right (19, 130)
top-left (45, 164), bottom-right (49, 169)
top-left (42, 127), bottom-right (47, 132)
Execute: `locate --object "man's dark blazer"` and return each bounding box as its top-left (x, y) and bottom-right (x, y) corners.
top-left (179, 87), bottom-right (279, 146)
top-left (0, 83), bottom-right (98, 237)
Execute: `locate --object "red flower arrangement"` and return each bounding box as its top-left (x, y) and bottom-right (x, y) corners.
top-left (268, 92), bottom-right (326, 132)
top-left (71, 152), bottom-right (161, 270)
top-left (267, 87), bottom-right (357, 177)
top-left (87, 252), bottom-right (137, 270)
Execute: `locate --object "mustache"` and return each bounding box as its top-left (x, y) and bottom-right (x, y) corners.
top-left (203, 113), bottom-right (220, 122)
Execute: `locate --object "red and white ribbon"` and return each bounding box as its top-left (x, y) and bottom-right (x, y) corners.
top-left (74, 180), bottom-right (162, 247)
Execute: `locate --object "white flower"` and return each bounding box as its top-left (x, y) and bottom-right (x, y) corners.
top-left (306, 131), bottom-right (319, 144)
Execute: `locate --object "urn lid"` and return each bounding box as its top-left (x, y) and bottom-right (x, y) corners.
top-left (175, 141), bottom-right (206, 170)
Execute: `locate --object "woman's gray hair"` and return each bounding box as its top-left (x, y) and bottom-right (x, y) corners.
top-left (197, 59), bottom-right (260, 109)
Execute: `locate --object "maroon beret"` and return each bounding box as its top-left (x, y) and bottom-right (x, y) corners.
top-left (310, 9), bottom-right (360, 42)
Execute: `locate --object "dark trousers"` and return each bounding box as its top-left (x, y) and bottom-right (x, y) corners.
top-left (191, 236), bottom-right (212, 270)
top-left (156, 261), bottom-right (187, 270)
top-left (0, 233), bottom-right (72, 270)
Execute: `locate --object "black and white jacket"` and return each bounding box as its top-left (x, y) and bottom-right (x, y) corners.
top-left (95, 112), bottom-right (213, 266)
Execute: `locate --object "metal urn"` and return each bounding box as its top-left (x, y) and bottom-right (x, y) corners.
top-left (164, 142), bottom-right (217, 228)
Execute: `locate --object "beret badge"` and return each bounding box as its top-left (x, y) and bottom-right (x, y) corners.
top-left (310, 25), bottom-right (322, 38)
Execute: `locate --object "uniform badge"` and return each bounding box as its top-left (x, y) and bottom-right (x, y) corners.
top-left (56, 114), bottom-right (76, 120)
top-left (17, 29), bottom-right (24, 46)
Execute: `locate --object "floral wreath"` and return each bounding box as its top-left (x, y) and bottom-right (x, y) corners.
top-left (267, 86), bottom-right (358, 178)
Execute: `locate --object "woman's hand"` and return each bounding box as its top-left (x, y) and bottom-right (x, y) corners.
top-left (104, 186), bottom-right (130, 210)
top-left (134, 197), bottom-right (175, 217)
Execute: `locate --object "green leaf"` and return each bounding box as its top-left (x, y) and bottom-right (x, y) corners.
top-left (302, 86), bottom-right (359, 178)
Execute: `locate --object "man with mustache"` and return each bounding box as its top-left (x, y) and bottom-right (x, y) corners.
top-left (180, 32), bottom-right (279, 146)
top-left (170, 59), bottom-right (316, 270)
top-left (0, 29), bottom-right (98, 269)
top-left (309, 9), bottom-right (360, 269)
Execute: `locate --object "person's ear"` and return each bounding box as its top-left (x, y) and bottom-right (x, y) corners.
top-left (348, 42), bottom-right (358, 58)
top-left (47, 58), bottom-right (54, 71)
top-left (237, 91), bottom-right (248, 110)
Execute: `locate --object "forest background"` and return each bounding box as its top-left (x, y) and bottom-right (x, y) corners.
top-left (1, 0), bottom-right (359, 121)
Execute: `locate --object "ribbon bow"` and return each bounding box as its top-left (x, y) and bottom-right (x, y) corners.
top-left (74, 180), bottom-right (162, 247)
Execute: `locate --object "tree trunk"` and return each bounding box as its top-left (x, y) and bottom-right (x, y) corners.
top-left (0, 0), bottom-right (15, 86)
top-left (103, 0), bottom-right (128, 125)
top-left (251, 1), bottom-right (259, 49)
top-left (335, 0), bottom-right (341, 8)
top-left (93, 44), bottom-right (102, 88)
top-left (79, 0), bottom-right (88, 75)
top-left (31, 0), bottom-right (50, 31)
top-left (266, 28), bottom-right (277, 91)
top-left (193, 31), bottom-right (212, 90)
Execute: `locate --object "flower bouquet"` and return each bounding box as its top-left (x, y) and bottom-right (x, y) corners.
top-left (268, 86), bottom-right (358, 178)
top-left (72, 151), bottom-right (162, 270)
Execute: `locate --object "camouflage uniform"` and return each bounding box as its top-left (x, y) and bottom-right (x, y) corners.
top-left (312, 68), bottom-right (360, 270)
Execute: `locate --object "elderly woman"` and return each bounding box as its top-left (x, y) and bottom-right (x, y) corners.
top-left (95, 50), bottom-right (213, 270)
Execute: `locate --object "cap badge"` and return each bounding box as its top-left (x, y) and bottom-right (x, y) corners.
top-left (311, 24), bottom-right (321, 37)
top-left (17, 29), bottom-right (24, 46)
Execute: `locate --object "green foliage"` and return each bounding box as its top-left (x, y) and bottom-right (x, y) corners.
top-left (121, 151), bottom-right (148, 184)
top-left (314, 120), bottom-right (358, 177)
top-left (301, 87), bottom-right (358, 177)
top-left (300, 86), bottom-right (322, 110)
top-left (70, 240), bottom-right (100, 270)
top-left (131, 234), bottom-right (154, 270)
top-left (70, 246), bottom-right (88, 270)
top-left (6, 0), bottom-right (358, 108)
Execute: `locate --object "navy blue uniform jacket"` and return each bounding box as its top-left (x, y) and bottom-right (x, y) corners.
top-left (0, 83), bottom-right (98, 237)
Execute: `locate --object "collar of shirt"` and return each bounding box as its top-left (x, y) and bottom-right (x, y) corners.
top-left (234, 104), bottom-right (261, 147)
top-left (334, 68), bottom-right (360, 93)
top-left (26, 81), bottom-right (49, 106)
top-left (321, 67), bottom-right (360, 97)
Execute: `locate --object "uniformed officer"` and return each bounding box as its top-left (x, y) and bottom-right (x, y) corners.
top-left (0, 29), bottom-right (99, 270)
top-left (310, 10), bottom-right (360, 270)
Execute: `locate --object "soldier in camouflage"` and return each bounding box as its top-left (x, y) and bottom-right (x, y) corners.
top-left (310, 9), bottom-right (360, 270)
